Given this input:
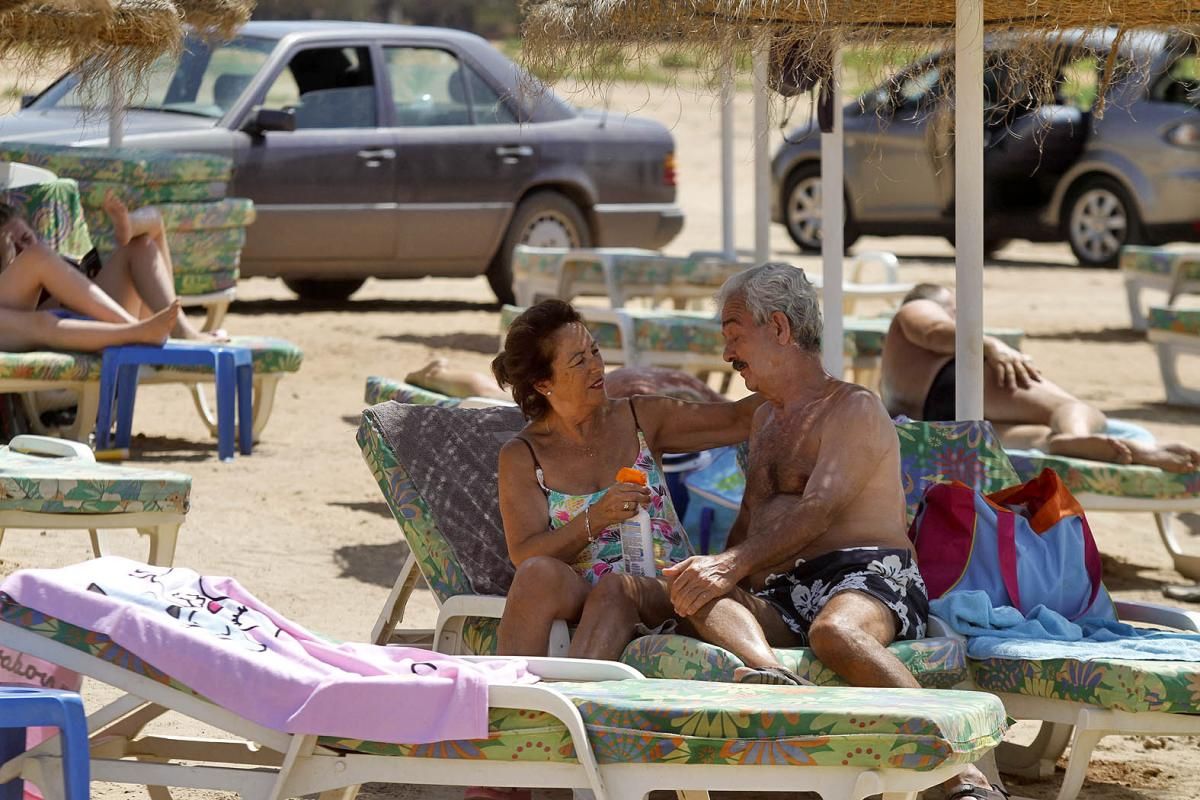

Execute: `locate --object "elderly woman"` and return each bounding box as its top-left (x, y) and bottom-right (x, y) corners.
top-left (491, 299), bottom-right (763, 659)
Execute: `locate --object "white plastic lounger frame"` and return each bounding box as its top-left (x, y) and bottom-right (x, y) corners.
top-left (177, 287), bottom-right (237, 333)
top-left (0, 619), bottom-right (971, 800)
top-left (933, 600), bottom-right (1200, 800)
top-left (1147, 324), bottom-right (1200, 408)
top-left (0, 435), bottom-right (184, 566)
top-left (1123, 251), bottom-right (1200, 332)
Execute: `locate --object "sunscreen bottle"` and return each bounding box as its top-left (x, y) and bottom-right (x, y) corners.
top-left (615, 467), bottom-right (656, 577)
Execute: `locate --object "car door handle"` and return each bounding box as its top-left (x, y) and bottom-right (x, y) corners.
top-left (494, 145), bottom-right (533, 164)
top-left (357, 148), bottom-right (396, 160)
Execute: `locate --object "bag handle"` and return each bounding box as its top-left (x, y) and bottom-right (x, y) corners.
top-left (995, 509), bottom-right (1022, 612)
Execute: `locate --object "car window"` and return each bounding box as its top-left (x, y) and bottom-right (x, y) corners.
top-left (384, 46), bottom-right (515, 126)
top-left (33, 35), bottom-right (275, 118)
top-left (260, 46), bottom-right (378, 129)
top-left (1151, 47), bottom-right (1199, 107)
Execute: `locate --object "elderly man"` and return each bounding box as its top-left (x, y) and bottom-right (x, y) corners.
top-left (568, 263), bottom-right (1001, 800)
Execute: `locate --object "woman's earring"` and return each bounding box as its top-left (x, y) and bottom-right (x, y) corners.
top-left (546, 390), bottom-right (552, 396)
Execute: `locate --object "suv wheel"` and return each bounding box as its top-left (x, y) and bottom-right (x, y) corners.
top-left (283, 277), bottom-right (366, 302)
top-left (1064, 176), bottom-right (1140, 268)
top-left (782, 163), bottom-right (859, 253)
top-left (487, 190), bottom-right (590, 305)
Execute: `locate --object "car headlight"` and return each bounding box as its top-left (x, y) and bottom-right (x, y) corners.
top-left (1165, 122), bottom-right (1200, 148)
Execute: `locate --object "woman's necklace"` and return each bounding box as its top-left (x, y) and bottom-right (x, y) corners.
top-left (546, 418), bottom-right (598, 457)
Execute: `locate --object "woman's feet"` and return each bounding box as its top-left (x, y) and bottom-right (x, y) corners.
top-left (131, 301), bottom-right (181, 345)
top-left (102, 191), bottom-right (135, 247)
top-left (1048, 434), bottom-right (1200, 473)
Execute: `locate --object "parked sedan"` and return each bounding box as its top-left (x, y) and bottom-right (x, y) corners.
top-left (0, 21), bottom-right (683, 301)
top-left (772, 30), bottom-right (1199, 267)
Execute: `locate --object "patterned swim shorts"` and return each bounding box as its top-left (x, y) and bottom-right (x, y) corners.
top-left (753, 546), bottom-right (929, 643)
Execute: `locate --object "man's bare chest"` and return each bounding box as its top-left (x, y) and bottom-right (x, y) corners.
top-left (744, 416), bottom-right (819, 503)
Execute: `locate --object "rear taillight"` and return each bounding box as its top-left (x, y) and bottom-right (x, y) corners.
top-left (663, 153), bottom-right (677, 187)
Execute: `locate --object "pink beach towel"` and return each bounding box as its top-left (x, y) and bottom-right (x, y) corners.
top-left (1, 557), bottom-right (536, 744)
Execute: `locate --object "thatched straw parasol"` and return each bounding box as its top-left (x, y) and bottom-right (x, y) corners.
top-left (0, 0), bottom-right (254, 85)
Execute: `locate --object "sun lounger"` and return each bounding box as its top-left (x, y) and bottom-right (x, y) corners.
top-left (2, 336), bottom-right (303, 444)
top-left (0, 573), bottom-right (1006, 800)
top-left (513, 245), bottom-right (914, 313)
top-left (1147, 305), bottom-right (1200, 407)
top-left (0, 435), bottom-right (189, 566)
top-left (1120, 245), bottom-right (1200, 332)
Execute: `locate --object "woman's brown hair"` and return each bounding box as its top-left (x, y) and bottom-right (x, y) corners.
top-left (491, 299), bottom-right (582, 419)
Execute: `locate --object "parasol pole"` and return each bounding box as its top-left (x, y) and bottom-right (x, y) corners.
top-left (720, 45), bottom-right (736, 260)
top-left (752, 30), bottom-right (770, 265)
top-left (954, 0), bottom-right (985, 420)
top-left (107, 74), bottom-right (125, 148)
top-left (820, 42), bottom-right (845, 378)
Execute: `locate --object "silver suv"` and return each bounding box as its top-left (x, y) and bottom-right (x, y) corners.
top-left (771, 30), bottom-right (1199, 266)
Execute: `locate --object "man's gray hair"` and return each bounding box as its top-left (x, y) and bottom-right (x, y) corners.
top-left (717, 262), bottom-right (822, 352)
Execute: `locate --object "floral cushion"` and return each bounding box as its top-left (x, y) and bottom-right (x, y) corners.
top-left (1149, 306), bottom-right (1200, 337)
top-left (622, 633), bottom-right (967, 688)
top-left (1007, 450), bottom-right (1200, 501)
top-left (0, 177), bottom-right (93, 258)
top-left (1120, 246), bottom-right (1200, 281)
top-left (512, 246), bottom-right (745, 288)
top-left (0, 596), bottom-right (1005, 769)
top-left (969, 656), bottom-right (1200, 714)
top-left (0, 337), bottom-right (302, 383)
top-left (176, 270), bottom-right (239, 296)
top-left (0, 450), bottom-right (190, 515)
top-left (364, 377), bottom-right (463, 408)
top-left (896, 420), bottom-right (1022, 521)
top-left (0, 144), bottom-right (231, 188)
top-left (499, 304), bottom-right (623, 352)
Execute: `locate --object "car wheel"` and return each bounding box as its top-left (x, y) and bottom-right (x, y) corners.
top-left (487, 189), bottom-right (590, 306)
top-left (1064, 176), bottom-right (1141, 268)
top-left (781, 164), bottom-right (859, 253)
top-left (282, 277), bottom-right (366, 302)
top-left (944, 236), bottom-right (1012, 258)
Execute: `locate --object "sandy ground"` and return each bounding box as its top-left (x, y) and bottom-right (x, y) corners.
top-left (2, 74), bottom-right (1199, 800)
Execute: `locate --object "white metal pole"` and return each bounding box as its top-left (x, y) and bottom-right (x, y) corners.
top-left (820, 45), bottom-right (845, 378)
top-left (752, 32), bottom-right (770, 265)
top-left (954, 0), bottom-right (985, 420)
top-left (107, 75), bottom-right (125, 149)
top-left (720, 51), bottom-right (736, 260)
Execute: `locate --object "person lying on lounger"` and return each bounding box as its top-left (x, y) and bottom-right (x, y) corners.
top-left (0, 193), bottom-right (222, 352)
top-left (559, 264), bottom-right (1004, 800)
top-left (491, 299), bottom-right (764, 661)
top-left (881, 282), bottom-right (1200, 472)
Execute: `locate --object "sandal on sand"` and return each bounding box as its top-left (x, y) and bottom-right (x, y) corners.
top-left (945, 783), bottom-right (1010, 800)
top-left (1163, 583), bottom-right (1200, 603)
top-left (463, 788), bottom-right (532, 800)
top-left (733, 666), bottom-right (814, 686)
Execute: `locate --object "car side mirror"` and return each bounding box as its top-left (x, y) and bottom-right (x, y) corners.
top-left (19, 95), bottom-right (35, 109)
top-left (242, 107), bottom-right (295, 136)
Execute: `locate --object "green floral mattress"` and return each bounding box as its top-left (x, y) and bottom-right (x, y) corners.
top-left (512, 247), bottom-right (742, 288)
top-left (969, 656), bottom-right (1200, 714)
top-left (176, 270), bottom-right (239, 296)
top-left (0, 336), bottom-right (303, 383)
top-left (1007, 450), bottom-right (1200, 501)
top-left (0, 450), bottom-right (190, 515)
top-left (1120, 246), bottom-right (1200, 280)
top-left (364, 377), bottom-right (466, 408)
top-left (1149, 306), bottom-right (1200, 337)
top-left (0, 144), bottom-right (231, 186)
top-left (622, 634), bottom-right (967, 689)
top-left (0, 597), bottom-right (1005, 770)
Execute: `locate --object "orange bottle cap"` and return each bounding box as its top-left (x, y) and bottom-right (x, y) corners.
top-left (615, 467), bottom-right (647, 485)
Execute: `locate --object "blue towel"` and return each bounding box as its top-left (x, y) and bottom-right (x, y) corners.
top-left (931, 591), bottom-right (1200, 661)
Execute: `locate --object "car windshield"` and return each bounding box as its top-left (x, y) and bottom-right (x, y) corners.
top-left (32, 34), bottom-right (276, 118)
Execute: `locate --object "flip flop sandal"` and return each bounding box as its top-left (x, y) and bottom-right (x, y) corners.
top-left (945, 782), bottom-right (1011, 800)
top-left (733, 666), bottom-right (815, 686)
top-left (1163, 583), bottom-right (1200, 603)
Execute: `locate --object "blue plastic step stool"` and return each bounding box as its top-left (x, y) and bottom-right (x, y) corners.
top-left (95, 342), bottom-right (253, 462)
top-left (0, 687), bottom-right (89, 800)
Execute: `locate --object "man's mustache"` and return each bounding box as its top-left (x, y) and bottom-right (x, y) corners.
top-left (731, 360), bottom-right (748, 371)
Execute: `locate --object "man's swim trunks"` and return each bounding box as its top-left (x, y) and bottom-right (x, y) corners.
top-left (922, 358), bottom-right (956, 421)
top-left (753, 546), bottom-right (929, 642)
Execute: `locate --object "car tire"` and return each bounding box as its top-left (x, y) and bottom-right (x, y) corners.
top-left (487, 190), bottom-right (591, 306)
top-left (282, 277), bottom-right (367, 302)
top-left (781, 163), bottom-right (859, 253)
top-left (944, 235), bottom-right (1012, 258)
top-left (1063, 175), bottom-right (1141, 268)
